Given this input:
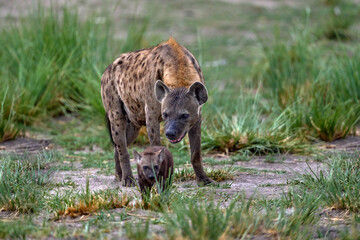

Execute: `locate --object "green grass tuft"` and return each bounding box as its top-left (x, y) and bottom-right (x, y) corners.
top-left (0, 151), bottom-right (55, 213)
top-left (299, 152), bottom-right (360, 212)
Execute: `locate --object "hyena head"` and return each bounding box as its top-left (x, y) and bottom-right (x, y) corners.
top-left (155, 80), bottom-right (208, 144)
top-left (134, 148), bottom-right (164, 183)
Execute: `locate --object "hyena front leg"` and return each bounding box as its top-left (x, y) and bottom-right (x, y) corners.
top-left (126, 121), bottom-right (140, 146)
top-left (145, 104), bottom-right (161, 146)
top-left (114, 150), bottom-right (122, 181)
top-left (188, 118), bottom-right (213, 186)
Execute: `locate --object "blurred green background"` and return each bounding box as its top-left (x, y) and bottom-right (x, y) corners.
top-left (0, 0), bottom-right (359, 153)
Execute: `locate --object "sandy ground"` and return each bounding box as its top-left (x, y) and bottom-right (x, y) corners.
top-left (1, 135), bottom-right (359, 238)
top-left (1, 136), bottom-right (359, 200)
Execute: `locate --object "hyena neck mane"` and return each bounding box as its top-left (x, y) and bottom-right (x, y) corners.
top-left (161, 37), bottom-right (202, 89)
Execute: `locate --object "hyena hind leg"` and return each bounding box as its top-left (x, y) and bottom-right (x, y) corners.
top-left (107, 113), bottom-right (135, 187)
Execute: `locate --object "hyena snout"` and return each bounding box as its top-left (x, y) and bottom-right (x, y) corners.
top-left (165, 121), bottom-right (187, 143)
top-left (144, 168), bottom-right (158, 181)
top-left (165, 129), bottom-right (177, 139)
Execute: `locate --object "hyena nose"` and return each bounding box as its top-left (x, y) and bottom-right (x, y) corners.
top-left (165, 130), bottom-right (176, 139)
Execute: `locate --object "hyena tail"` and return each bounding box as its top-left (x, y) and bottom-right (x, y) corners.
top-left (105, 114), bottom-right (115, 146)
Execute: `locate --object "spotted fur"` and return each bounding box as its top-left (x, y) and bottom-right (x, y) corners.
top-left (101, 37), bottom-right (212, 187)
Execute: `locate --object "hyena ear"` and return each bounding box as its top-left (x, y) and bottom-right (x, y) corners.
top-left (133, 150), bottom-right (142, 163)
top-left (156, 148), bottom-right (165, 164)
top-left (188, 82), bottom-right (208, 106)
top-left (155, 80), bottom-right (170, 103)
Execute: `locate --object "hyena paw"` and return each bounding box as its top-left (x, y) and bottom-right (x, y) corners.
top-left (115, 171), bottom-right (122, 182)
top-left (122, 175), bottom-right (136, 187)
top-left (197, 177), bottom-right (216, 186)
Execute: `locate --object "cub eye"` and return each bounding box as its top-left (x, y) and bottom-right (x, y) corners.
top-left (153, 165), bottom-right (159, 170)
top-left (163, 112), bottom-right (168, 119)
top-left (143, 166), bottom-right (149, 171)
top-left (180, 113), bottom-right (189, 120)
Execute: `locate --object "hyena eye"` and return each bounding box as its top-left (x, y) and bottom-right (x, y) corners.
top-left (153, 165), bottom-right (159, 170)
top-left (180, 113), bottom-right (189, 120)
top-left (143, 166), bottom-right (149, 171)
top-left (163, 112), bottom-right (168, 119)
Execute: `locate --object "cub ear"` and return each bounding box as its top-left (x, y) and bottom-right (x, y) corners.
top-left (156, 148), bottom-right (165, 164)
top-left (133, 150), bottom-right (142, 163)
top-left (188, 82), bottom-right (208, 105)
top-left (155, 80), bottom-right (170, 103)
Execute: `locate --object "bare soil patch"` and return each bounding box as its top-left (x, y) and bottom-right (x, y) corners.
top-left (0, 137), bottom-right (52, 155)
top-left (1, 135), bottom-right (359, 239)
top-left (2, 136), bottom-right (360, 199)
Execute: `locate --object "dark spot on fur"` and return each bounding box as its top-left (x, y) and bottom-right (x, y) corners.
top-left (105, 63), bottom-right (113, 72)
top-left (151, 128), bottom-right (155, 134)
top-left (156, 69), bottom-right (162, 80)
top-left (134, 48), bottom-right (145, 53)
top-left (118, 60), bottom-right (123, 65)
top-left (115, 132), bottom-right (119, 135)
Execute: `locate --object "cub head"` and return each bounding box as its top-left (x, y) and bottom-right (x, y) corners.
top-left (134, 148), bottom-right (164, 183)
top-left (155, 80), bottom-right (208, 144)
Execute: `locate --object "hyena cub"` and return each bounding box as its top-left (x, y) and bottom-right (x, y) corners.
top-left (133, 146), bottom-right (174, 194)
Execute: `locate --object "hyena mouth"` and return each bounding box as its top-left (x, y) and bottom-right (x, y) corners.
top-left (169, 132), bottom-right (187, 144)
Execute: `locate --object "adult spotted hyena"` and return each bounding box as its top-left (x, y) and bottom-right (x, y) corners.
top-left (101, 37), bottom-right (212, 186)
